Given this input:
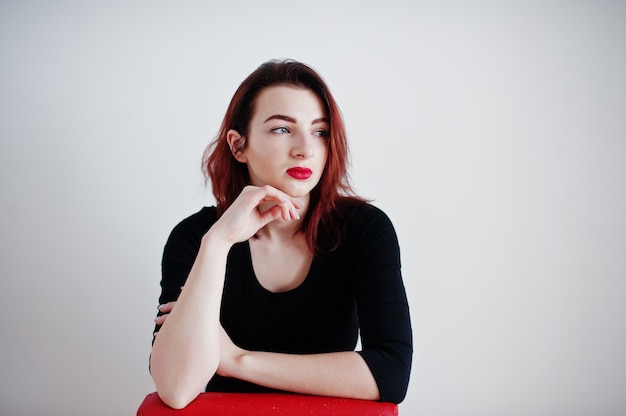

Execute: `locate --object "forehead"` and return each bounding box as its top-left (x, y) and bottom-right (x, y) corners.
top-left (252, 85), bottom-right (326, 119)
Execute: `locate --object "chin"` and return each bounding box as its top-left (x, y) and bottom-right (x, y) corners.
top-left (279, 185), bottom-right (313, 198)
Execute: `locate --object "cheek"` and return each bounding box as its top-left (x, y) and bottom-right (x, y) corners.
top-left (319, 143), bottom-right (329, 165)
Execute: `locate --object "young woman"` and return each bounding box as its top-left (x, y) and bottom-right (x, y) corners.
top-left (150, 59), bottom-right (412, 409)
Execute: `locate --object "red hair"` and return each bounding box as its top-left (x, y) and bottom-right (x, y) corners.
top-left (202, 59), bottom-right (363, 255)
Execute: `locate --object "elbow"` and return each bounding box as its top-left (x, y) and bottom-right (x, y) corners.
top-left (380, 364), bottom-right (411, 404)
top-left (380, 368), bottom-right (411, 404)
top-left (384, 386), bottom-right (408, 405)
top-left (358, 345), bottom-right (412, 404)
top-left (149, 347), bottom-right (219, 409)
top-left (157, 388), bottom-right (200, 410)
top-left (364, 387), bottom-right (381, 402)
top-left (150, 360), bottom-right (215, 410)
top-left (151, 372), bottom-right (210, 409)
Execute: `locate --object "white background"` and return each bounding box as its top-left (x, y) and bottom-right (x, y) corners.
top-left (1, 1), bottom-right (625, 415)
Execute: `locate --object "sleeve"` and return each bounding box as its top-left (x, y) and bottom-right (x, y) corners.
top-left (152, 208), bottom-right (217, 341)
top-left (354, 207), bottom-right (413, 404)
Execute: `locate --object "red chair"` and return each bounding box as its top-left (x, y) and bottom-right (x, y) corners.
top-left (137, 392), bottom-right (398, 415)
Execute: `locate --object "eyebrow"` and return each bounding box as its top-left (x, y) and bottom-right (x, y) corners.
top-left (264, 115), bottom-right (328, 125)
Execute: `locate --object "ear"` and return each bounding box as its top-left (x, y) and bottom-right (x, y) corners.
top-left (226, 129), bottom-right (248, 163)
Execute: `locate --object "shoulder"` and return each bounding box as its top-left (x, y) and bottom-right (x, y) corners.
top-left (172, 206), bottom-right (218, 232)
top-left (330, 198), bottom-right (398, 246)
top-left (336, 198), bottom-right (395, 231)
top-left (165, 206), bottom-right (218, 248)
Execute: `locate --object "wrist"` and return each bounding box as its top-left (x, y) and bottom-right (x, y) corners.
top-left (201, 228), bottom-right (234, 255)
top-left (218, 347), bottom-right (248, 379)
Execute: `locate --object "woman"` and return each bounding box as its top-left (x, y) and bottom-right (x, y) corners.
top-left (150, 59), bottom-right (412, 409)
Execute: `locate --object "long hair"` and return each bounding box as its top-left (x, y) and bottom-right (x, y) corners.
top-left (202, 59), bottom-right (363, 255)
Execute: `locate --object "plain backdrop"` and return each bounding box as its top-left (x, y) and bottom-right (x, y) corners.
top-left (1, 1), bottom-right (625, 415)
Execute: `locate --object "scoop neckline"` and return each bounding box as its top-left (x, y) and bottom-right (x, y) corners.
top-left (243, 240), bottom-right (314, 296)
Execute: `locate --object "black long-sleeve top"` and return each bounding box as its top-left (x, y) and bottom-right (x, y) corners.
top-left (154, 201), bottom-right (412, 403)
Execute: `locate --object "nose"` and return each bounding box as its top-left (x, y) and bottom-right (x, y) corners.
top-left (291, 133), bottom-right (314, 159)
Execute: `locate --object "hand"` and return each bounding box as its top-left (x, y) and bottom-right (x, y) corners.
top-left (153, 301), bottom-right (176, 329)
top-left (209, 185), bottom-right (302, 245)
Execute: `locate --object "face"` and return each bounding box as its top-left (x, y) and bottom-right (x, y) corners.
top-left (229, 85), bottom-right (329, 198)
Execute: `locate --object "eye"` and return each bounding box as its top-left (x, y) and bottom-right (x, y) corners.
top-left (314, 129), bottom-right (329, 138)
top-left (271, 126), bottom-right (290, 134)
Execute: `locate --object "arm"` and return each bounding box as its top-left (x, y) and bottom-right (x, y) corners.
top-left (150, 185), bottom-right (302, 409)
top-left (354, 207), bottom-right (413, 404)
top-left (155, 309), bottom-right (380, 401)
top-left (149, 233), bottom-right (229, 409)
top-left (218, 330), bottom-right (380, 400)
top-left (215, 205), bottom-right (410, 403)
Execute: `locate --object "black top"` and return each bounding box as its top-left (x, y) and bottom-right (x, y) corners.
top-left (154, 201), bottom-right (412, 403)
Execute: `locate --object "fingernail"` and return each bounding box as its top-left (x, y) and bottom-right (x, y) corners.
top-left (157, 304), bottom-right (165, 310)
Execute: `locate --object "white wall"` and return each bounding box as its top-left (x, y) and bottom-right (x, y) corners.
top-left (1, 1), bottom-right (625, 415)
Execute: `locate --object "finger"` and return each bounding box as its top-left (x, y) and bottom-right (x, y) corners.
top-left (289, 198), bottom-right (302, 220)
top-left (278, 196), bottom-right (291, 220)
top-left (257, 195), bottom-right (290, 221)
top-left (258, 204), bottom-right (283, 224)
top-left (279, 194), bottom-right (303, 219)
top-left (283, 199), bottom-right (300, 220)
top-left (157, 301), bottom-right (176, 313)
top-left (261, 193), bottom-right (300, 220)
top-left (241, 185), bottom-right (300, 224)
top-left (154, 314), bottom-right (168, 326)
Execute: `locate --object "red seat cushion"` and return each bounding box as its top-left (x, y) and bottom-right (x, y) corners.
top-left (137, 392), bottom-right (398, 415)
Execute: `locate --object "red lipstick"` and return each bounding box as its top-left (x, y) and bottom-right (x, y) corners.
top-left (286, 167), bottom-right (312, 180)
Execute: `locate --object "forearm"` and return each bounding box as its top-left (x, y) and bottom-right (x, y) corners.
top-left (224, 350), bottom-right (380, 401)
top-left (150, 233), bottom-right (231, 409)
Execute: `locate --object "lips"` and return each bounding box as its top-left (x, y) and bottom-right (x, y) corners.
top-left (286, 167), bottom-right (313, 180)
